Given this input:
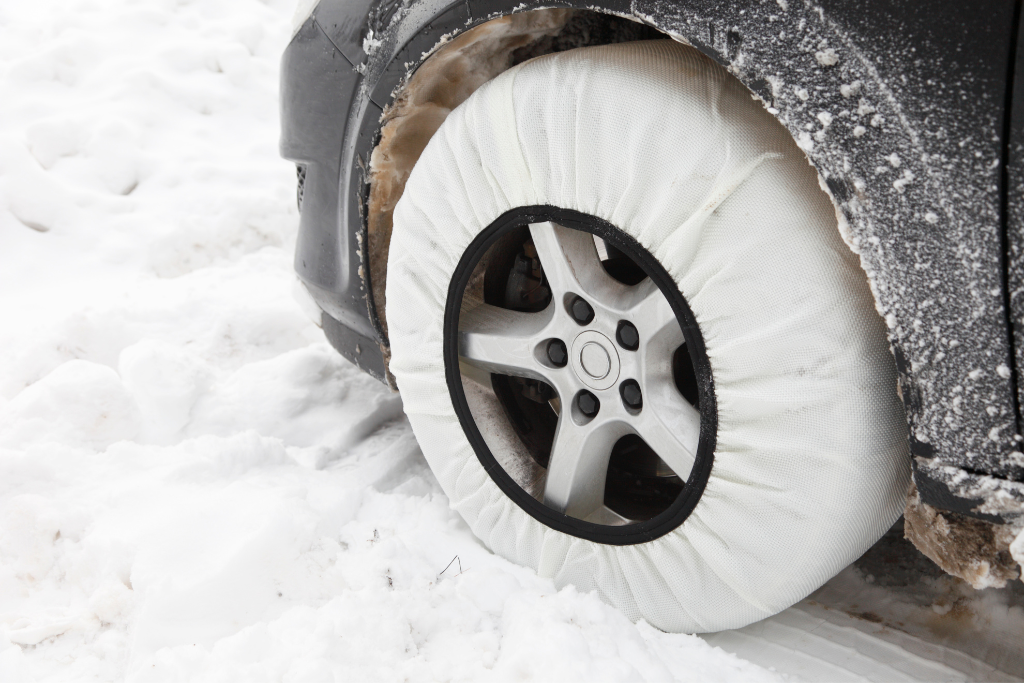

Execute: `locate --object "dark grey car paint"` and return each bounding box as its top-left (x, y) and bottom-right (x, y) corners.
top-left (280, 0), bottom-right (1024, 520)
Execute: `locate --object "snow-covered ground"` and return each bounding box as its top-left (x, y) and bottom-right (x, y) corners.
top-left (0, 0), bottom-right (1021, 681)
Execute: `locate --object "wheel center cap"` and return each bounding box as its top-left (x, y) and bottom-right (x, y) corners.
top-left (580, 343), bottom-right (610, 379)
top-left (570, 331), bottom-right (620, 391)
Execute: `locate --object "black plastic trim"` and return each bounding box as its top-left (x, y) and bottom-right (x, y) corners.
top-left (322, 311), bottom-right (388, 381)
top-left (999, 0), bottom-right (1024, 440)
top-left (443, 206), bottom-right (718, 545)
top-left (913, 459), bottom-right (1005, 524)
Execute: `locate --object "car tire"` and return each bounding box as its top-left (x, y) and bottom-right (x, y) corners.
top-left (386, 40), bottom-right (909, 633)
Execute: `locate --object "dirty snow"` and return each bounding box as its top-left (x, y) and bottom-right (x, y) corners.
top-left (0, 1), bottom-right (786, 680)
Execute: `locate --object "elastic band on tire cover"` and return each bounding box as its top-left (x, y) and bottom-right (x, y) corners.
top-left (444, 206), bottom-right (717, 545)
top-left (386, 40), bottom-right (909, 633)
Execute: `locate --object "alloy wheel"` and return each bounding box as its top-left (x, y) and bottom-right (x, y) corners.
top-left (444, 209), bottom-right (716, 542)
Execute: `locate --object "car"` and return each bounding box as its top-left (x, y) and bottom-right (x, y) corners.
top-left (280, 0), bottom-right (1024, 631)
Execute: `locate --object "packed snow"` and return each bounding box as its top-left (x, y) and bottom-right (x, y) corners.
top-left (0, 0), bottom-right (786, 680)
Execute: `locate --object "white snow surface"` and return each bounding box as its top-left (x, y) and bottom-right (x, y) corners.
top-left (0, 1), bottom-right (785, 680)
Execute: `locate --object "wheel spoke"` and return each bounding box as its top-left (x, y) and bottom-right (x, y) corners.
top-left (634, 398), bottom-right (700, 480)
top-left (633, 278), bottom-right (697, 481)
top-left (458, 303), bottom-right (552, 381)
top-left (543, 416), bottom-right (628, 517)
top-left (529, 222), bottom-right (623, 301)
top-left (631, 280), bottom-right (683, 344)
top-left (529, 222), bottom-right (586, 296)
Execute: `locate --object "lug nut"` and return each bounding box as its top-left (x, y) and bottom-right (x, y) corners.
top-left (546, 339), bottom-right (568, 367)
top-left (620, 380), bottom-right (643, 411)
top-left (570, 296), bottom-right (595, 325)
top-left (616, 321), bottom-right (639, 351)
top-left (577, 390), bottom-right (600, 417)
